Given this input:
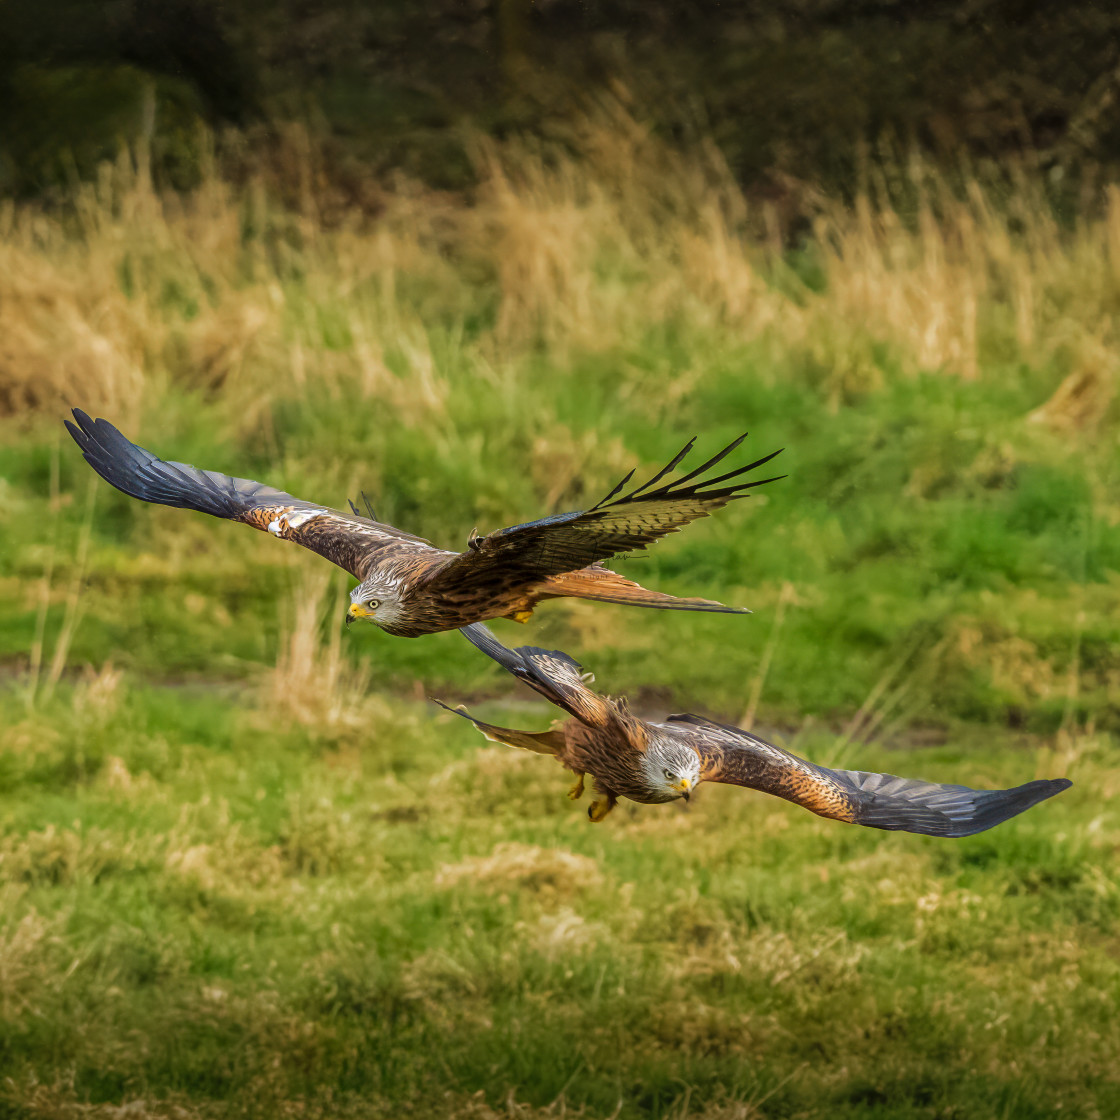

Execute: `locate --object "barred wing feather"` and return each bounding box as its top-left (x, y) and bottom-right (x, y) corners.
top-left (427, 435), bottom-right (783, 593)
top-left (670, 714), bottom-right (1071, 838)
top-left (65, 409), bottom-right (431, 580)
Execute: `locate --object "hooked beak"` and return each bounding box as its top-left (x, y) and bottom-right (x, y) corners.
top-left (346, 602), bottom-right (373, 628)
top-left (675, 777), bottom-right (692, 801)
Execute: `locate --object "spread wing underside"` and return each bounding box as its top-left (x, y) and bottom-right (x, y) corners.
top-left (669, 713), bottom-right (1071, 838)
top-left (66, 409), bottom-right (433, 579)
top-left (425, 434), bottom-right (784, 598)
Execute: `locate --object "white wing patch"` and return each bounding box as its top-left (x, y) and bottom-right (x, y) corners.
top-left (286, 508), bottom-right (328, 529)
top-left (268, 508), bottom-right (328, 537)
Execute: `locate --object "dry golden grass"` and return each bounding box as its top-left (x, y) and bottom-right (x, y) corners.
top-left (434, 842), bottom-right (603, 900)
top-left (3, 106), bottom-right (1119, 428)
top-left (258, 564), bottom-right (375, 735)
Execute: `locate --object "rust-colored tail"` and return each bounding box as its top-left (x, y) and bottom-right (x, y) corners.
top-left (433, 700), bottom-right (565, 755)
top-left (542, 565), bottom-right (749, 614)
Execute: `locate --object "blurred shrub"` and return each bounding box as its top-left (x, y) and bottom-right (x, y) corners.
top-left (3, 1), bottom-right (1120, 201)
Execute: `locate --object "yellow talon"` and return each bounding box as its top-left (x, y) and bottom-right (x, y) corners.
top-left (511, 609), bottom-right (533, 624)
top-left (568, 772), bottom-right (586, 801)
top-left (588, 795), bottom-right (616, 823)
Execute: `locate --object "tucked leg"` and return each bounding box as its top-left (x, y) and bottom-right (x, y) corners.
top-left (588, 791), bottom-right (617, 822)
top-left (567, 771), bottom-right (586, 801)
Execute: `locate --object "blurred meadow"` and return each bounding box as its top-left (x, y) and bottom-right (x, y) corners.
top-left (2, 102), bottom-right (1120, 1118)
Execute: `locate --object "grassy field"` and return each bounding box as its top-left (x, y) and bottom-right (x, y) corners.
top-left (1, 116), bottom-right (1119, 1117)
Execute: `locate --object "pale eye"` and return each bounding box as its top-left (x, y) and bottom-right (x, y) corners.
top-left (663, 768), bottom-right (673, 780)
top-left (367, 599), bottom-right (380, 609)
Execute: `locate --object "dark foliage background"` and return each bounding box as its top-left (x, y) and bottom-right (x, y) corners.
top-left (2, 0), bottom-right (1118, 198)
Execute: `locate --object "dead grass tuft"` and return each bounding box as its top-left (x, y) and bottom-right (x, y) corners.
top-left (1029, 336), bottom-right (1118, 432)
top-left (0, 824), bottom-right (148, 887)
top-left (0, 886), bottom-right (56, 1023)
top-left (258, 564), bottom-right (377, 736)
top-left (435, 842), bottom-right (602, 901)
top-left (528, 426), bottom-right (635, 513)
top-left (71, 662), bottom-right (125, 723)
top-left (950, 621), bottom-right (1061, 704)
top-left (518, 906), bottom-right (606, 960)
top-left (444, 1089), bottom-right (589, 1120)
top-left (6, 1082), bottom-right (208, 1119)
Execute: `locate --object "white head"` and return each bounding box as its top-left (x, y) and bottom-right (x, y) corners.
top-left (345, 577), bottom-right (405, 631)
top-left (640, 738), bottom-right (702, 802)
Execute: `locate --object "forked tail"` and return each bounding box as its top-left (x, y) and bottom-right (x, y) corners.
top-left (432, 700), bottom-right (565, 755)
top-left (543, 565), bottom-right (749, 614)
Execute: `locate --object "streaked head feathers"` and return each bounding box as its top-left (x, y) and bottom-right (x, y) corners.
top-left (445, 625), bottom-right (1071, 835)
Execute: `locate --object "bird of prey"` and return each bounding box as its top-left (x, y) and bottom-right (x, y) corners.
top-left (439, 625), bottom-right (1072, 834)
top-left (65, 409), bottom-right (783, 637)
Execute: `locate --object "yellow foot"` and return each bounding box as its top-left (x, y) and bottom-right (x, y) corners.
top-left (511, 609), bottom-right (534, 624)
top-left (588, 795), bottom-right (616, 823)
top-left (567, 772), bottom-right (586, 801)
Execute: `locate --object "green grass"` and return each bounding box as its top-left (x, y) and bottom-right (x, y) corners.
top-left (4, 364), bottom-right (1118, 728)
top-left (2, 136), bottom-right (1120, 1116)
top-left (0, 679), bottom-right (1114, 1119)
top-left (3, 363), bottom-right (1118, 1119)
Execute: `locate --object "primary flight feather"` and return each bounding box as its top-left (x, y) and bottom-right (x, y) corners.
top-left (442, 624), bottom-right (1071, 834)
top-left (65, 409), bottom-right (782, 637)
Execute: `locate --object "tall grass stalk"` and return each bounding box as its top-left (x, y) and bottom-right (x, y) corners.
top-left (24, 443), bottom-right (60, 711)
top-left (41, 475), bottom-right (97, 704)
top-left (2, 108), bottom-right (1119, 424)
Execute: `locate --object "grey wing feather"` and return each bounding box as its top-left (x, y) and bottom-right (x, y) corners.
top-left (670, 714), bottom-right (1071, 837)
top-left (459, 623), bottom-right (612, 726)
top-left (66, 408), bottom-right (295, 518)
top-left (830, 769), bottom-right (1072, 838)
top-left (459, 622), bottom-right (533, 673)
top-left (65, 408), bottom-right (430, 579)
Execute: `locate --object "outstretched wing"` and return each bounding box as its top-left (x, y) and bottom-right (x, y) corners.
top-left (459, 623), bottom-right (614, 727)
top-left (65, 409), bottom-right (433, 580)
top-left (426, 434), bottom-right (783, 597)
top-left (669, 713), bottom-right (1071, 838)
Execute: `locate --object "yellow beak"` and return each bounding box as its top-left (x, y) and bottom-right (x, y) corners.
top-left (346, 603), bottom-right (374, 627)
top-left (675, 777), bottom-right (692, 800)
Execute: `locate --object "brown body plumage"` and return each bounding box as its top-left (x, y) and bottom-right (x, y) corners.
top-left (65, 410), bottom-right (783, 638)
top-left (442, 625), bottom-right (1072, 836)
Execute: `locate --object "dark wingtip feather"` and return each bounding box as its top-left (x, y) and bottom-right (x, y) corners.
top-left (697, 448), bottom-right (785, 491)
top-left (663, 431), bottom-right (750, 488)
top-left (65, 408), bottom-right (278, 519)
top-left (843, 772), bottom-right (1072, 838)
top-left (459, 623), bottom-right (532, 675)
top-left (596, 435), bottom-right (785, 511)
top-left (616, 436), bottom-right (697, 502)
top-left (591, 468), bottom-right (636, 511)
